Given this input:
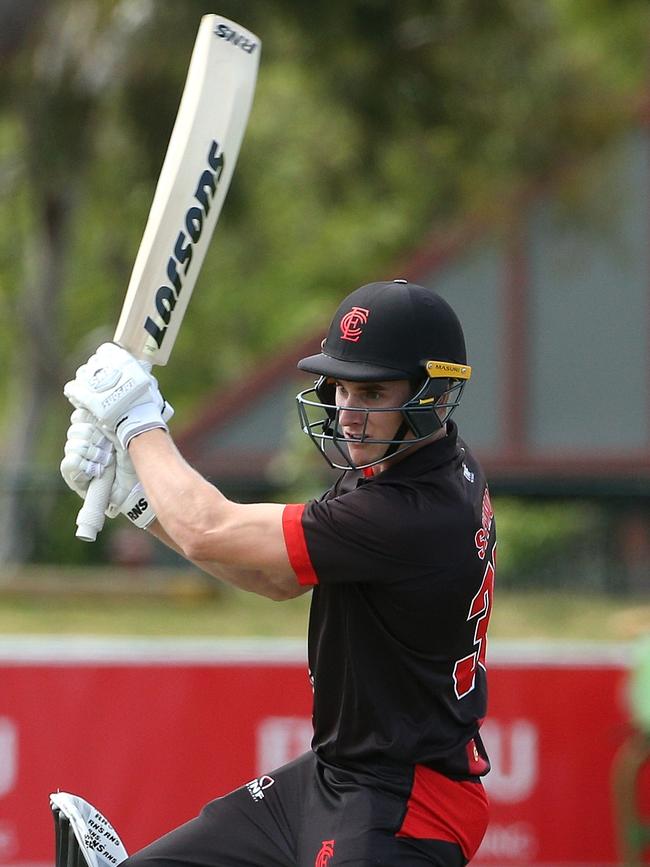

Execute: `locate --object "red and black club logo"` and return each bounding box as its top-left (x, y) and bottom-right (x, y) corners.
top-left (339, 306), bottom-right (370, 342)
top-left (315, 839), bottom-right (335, 866)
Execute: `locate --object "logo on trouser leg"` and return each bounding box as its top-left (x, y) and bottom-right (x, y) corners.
top-left (245, 775), bottom-right (275, 802)
top-left (315, 839), bottom-right (335, 866)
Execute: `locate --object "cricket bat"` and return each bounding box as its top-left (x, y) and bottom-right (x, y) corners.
top-left (75, 13), bottom-right (260, 541)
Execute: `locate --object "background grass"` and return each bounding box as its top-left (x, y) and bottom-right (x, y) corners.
top-left (0, 566), bottom-right (648, 640)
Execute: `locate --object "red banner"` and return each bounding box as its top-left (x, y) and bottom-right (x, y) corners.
top-left (0, 639), bottom-right (644, 866)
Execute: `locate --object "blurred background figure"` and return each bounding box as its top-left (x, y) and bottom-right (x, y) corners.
top-left (612, 637), bottom-right (650, 866)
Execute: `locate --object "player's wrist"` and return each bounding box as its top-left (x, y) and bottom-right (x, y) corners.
top-left (107, 482), bottom-right (156, 529)
top-left (114, 402), bottom-right (169, 450)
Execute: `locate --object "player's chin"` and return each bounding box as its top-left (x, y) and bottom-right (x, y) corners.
top-left (345, 440), bottom-right (383, 466)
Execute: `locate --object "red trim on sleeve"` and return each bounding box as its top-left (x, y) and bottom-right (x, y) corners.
top-left (282, 504), bottom-right (319, 586)
top-left (397, 765), bottom-right (489, 861)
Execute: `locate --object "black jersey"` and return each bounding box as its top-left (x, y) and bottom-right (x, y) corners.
top-left (282, 421), bottom-right (496, 782)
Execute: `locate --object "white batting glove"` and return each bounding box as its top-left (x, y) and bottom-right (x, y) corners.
top-left (61, 409), bottom-right (114, 500)
top-left (61, 407), bottom-right (171, 529)
top-left (106, 404), bottom-right (172, 527)
top-left (105, 442), bottom-right (156, 529)
top-left (63, 343), bottom-right (173, 449)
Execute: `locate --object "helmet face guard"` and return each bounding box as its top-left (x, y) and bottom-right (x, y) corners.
top-left (296, 366), bottom-right (470, 471)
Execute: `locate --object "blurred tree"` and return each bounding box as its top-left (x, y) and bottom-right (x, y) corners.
top-left (0, 0), bottom-right (155, 561)
top-left (0, 0), bottom-right (649, 563)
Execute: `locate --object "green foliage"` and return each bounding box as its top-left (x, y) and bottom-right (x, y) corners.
top-left (630, 637), bottom-right (650, 732)
top-left (7, 0), bottom-right (650, 395)
top-left (48, 0), bottom-right (650, 393)
top-left (1, 0), bottom-right (650, 562)
top-left (494, 498), bottom-right (603, 589)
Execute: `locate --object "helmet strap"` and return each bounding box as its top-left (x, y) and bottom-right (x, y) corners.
top-left (381, 418), bottom-right (412, 460)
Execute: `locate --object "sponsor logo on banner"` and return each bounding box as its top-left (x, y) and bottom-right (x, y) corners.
top-left (0, 820), bottom-right (18, 861)
top-left (475, 821), bottom-right (537, 862)
top-left (477, 719), bottom-right (540, 862)
top-left (256, 716), bottom-right (313, 773)
top-left (481, 719), bottom-right (539, 803)
top-left (0, 718), bottom-right (18, 861)
top-left (0, 717), bottom-right (17, 797)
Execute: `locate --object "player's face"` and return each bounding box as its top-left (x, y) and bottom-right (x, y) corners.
top-left (335, 379), bottom-right (413, 467)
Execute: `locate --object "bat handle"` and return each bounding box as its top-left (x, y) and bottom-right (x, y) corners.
top-left (75, 464), bottom-right (116, 542)
top-left (73, 360), bottom-right (151, 541)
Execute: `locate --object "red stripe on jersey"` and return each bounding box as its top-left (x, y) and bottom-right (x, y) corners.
top-left (396, 765), bottom-right (489, 861)
top-left (281, 504), bottom-right (319, 586)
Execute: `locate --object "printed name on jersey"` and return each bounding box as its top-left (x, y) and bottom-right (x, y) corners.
top-left (245, 774), bottom-right (275, 801)
top-left (475, 486), bottom-right (494, 560)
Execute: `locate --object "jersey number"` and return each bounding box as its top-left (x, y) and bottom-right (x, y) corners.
top-left (453, 545), bottom-right (495, 700)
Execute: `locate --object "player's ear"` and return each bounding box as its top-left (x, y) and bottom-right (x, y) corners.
top-left (315, 377), bottom-right (336, 416)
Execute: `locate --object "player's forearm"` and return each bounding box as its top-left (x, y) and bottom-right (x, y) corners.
top-left (128, 429), bottom-right (302, 599)
top-left (147, 519), bottom-right (304, 600)
top-left (127, 430), bottom-right (217, 548)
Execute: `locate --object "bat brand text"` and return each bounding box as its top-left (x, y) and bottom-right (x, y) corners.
top-left (127, 497), bottom-right (149, 522)
top-left (214, 23), bottom-right (258, 54)
top-left (144, 140), bottom-right (225, 349)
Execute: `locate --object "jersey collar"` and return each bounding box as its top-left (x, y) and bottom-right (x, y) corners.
top-left (371, 421), bottom-right (461, 481)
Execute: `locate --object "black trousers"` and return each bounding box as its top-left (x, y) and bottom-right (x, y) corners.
top-left (122, 752), bottom-right (481, 866)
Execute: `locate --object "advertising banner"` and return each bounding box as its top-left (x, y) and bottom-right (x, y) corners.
top-left (0, 639), bottom-right (641, 866)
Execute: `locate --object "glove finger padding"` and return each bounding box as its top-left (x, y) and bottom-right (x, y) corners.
top-left (61, 409), bottom-right (115, 499)
top-left (65, 424), bottom-right (113, 468)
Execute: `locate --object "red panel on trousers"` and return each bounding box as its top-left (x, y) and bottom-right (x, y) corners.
top-left (397, 765), bottom-right (489, 860)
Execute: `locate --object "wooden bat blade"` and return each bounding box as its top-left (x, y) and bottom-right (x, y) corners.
top-left (74, 14), bottom-right (260, 542)
top-left (113, 13), bottom-right (260, 365)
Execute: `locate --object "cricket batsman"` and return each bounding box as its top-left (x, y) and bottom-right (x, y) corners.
top-left (61, 279), bottom-right (496, 866)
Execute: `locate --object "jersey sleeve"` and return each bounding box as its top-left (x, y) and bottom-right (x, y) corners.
top-left (282, 482), bottom-right (470, 586)
top-left (282, 503), bottom-right (319, 586)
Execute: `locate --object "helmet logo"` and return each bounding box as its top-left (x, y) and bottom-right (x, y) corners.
top-left (339, 306), bottom-right (369, 342)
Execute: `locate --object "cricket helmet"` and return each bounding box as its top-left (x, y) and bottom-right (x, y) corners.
top-left (296, 279), bottom-right (471, 470)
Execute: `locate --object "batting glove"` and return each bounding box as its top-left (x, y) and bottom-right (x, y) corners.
top-left (63, 342), bottom-right (173, 449)
top-left (105, 441), bottom-right (156, 529)
top-left (61, 406), bottom-right (172, 529)
top-left (61, 409), bottom-right (114, 500)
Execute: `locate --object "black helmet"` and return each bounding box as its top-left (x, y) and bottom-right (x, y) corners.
top-left (296, 279), bottom-right (471, 470)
